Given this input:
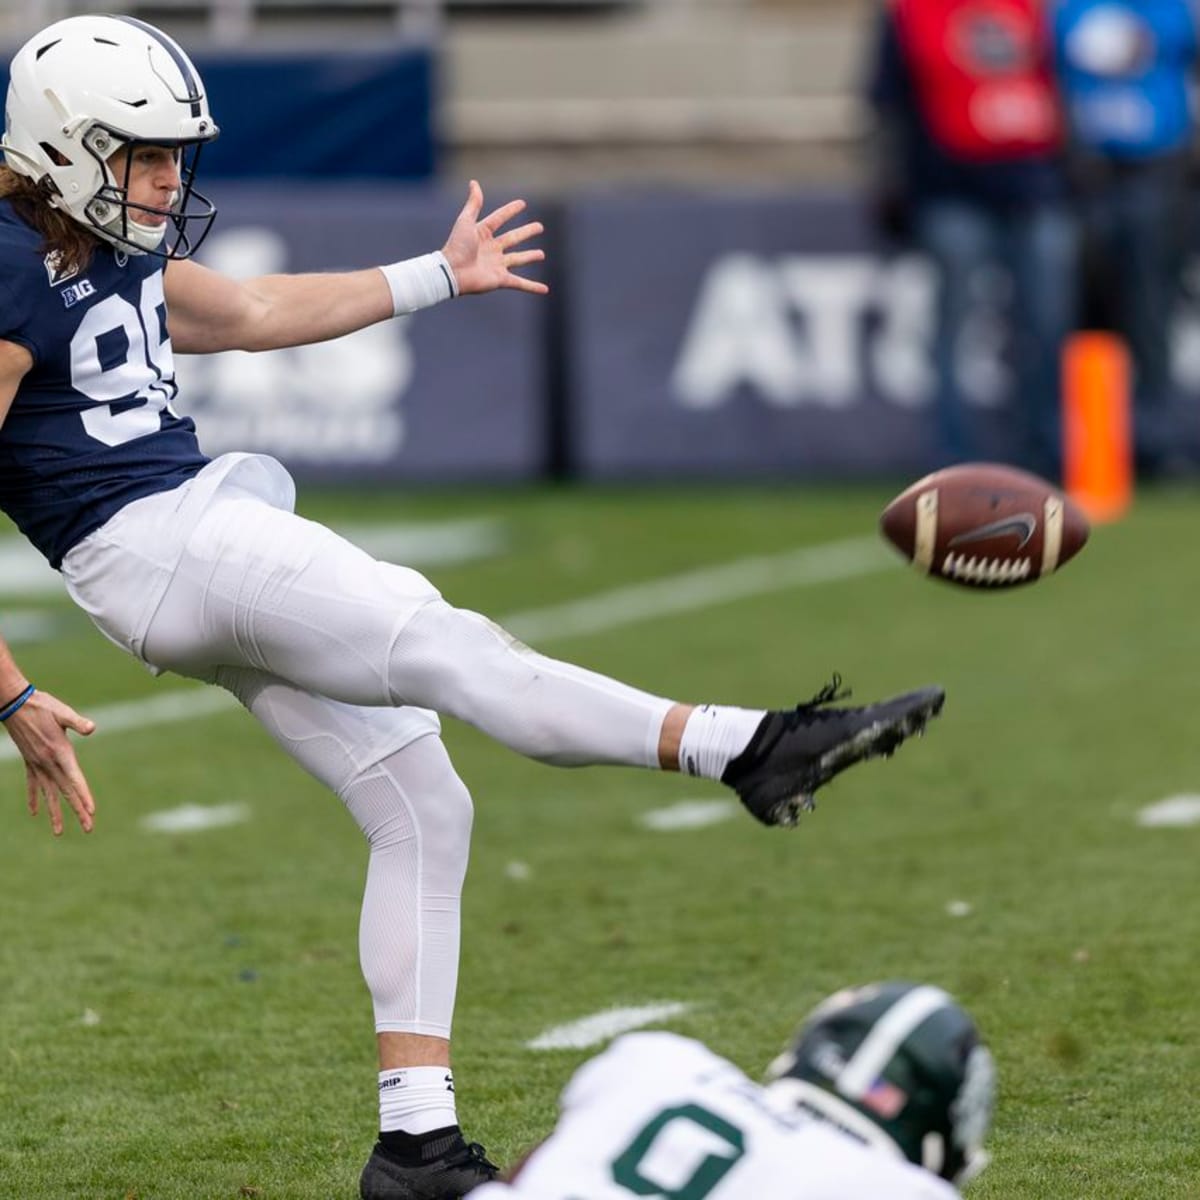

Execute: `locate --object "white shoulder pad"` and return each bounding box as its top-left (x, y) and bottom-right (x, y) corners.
top-left (560, 1031), bottom-right (731, 1114)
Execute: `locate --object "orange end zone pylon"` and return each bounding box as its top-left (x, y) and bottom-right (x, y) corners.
top-left (1062, 331), bottom-right (1133, 523)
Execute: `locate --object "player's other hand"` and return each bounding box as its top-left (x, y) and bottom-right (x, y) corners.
top-left (3, 690), bottom-right (96, 836)
top-left (441, 180), bottom-right (549, 298)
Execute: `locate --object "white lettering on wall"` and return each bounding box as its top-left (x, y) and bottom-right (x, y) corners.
top-left (173, 227), bottom-right (410, 462)
top-left (671, 252), bottom-right (1011, 412)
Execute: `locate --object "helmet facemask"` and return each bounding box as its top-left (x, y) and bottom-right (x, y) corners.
top-left (79, 125), bottom-right (216, 259)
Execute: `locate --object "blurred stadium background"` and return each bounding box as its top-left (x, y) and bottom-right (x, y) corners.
top-left (4, 0), bottom-right (1018, 486)
top-left (3, 3), bottom-right (1200, 1199)
top-left (6, 0), bottom-right (1199, 482)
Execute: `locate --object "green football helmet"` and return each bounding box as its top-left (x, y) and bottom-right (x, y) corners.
top-left (764, 982), bottom-right (995, 1186)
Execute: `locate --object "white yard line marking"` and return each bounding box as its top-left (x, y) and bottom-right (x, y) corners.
top-left (0, 535), bottom-right (893, 763)
top-left (0, 542), bottom-right (60, 597)
top-left (0, 517), bottom-right (506, 599)
top-left (638, 799), bottom-right (738, 831)
top-left (528, 1002), bottom-right (693, 1050)
top-left (503, 536), bottom-right (893, 643)
top-left (0, 689), bottom-right (237, 762)
top-left (140, 802), bottom-right (251, 834)
top-left (1136, 795), bottom-right (1200, 828)
top-left (0, 609), bottom-right (62, 645)
top-left (335, 518), bottom-right (507, 567)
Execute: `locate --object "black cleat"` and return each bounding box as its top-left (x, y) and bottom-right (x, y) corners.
top-left (721, 675), bottom-right (945, 827)
top-left (360, 1128), bottom-right (498, 1200)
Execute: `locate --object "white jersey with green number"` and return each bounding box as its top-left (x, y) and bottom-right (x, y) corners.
top-left (475, 1031), bottom-right (960, 1200)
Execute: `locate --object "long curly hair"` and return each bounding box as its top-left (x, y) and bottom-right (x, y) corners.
top-left (0, 165), bottom-right (99, 275)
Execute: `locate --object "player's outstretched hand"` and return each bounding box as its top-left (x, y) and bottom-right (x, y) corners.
top-left (441, 180), bottom-right (549, 298)
top-left (4, 690), bottom-right (96, 836)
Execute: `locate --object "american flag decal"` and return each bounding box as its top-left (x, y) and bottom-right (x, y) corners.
top-left (862, 1077), bottom-right (907, 1119)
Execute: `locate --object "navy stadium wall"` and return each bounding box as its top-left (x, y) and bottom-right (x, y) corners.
top-left (0, 46), bottom-right (436, 180)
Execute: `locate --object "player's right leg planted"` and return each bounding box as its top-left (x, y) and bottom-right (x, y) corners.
top-left (718, 676), bottom-right (945, 827)
top-left (359, 1131), bottom-right (497, 1200)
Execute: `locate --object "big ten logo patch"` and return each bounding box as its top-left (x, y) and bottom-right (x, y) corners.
top-left (173, 227), bottom-right (411, 464)
top-left (670, 253), bottom-right (1013, 413)
top-left (61, 279), bottom-right (97, 309)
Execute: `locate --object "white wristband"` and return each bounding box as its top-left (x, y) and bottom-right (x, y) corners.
top-left (379, 251), bottom-right (458, 316)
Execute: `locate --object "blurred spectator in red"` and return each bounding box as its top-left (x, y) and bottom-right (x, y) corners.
top-left (1052, 0), bottom-right (1199, 478)
top-left (866, 0), bottom-right (1078, 479)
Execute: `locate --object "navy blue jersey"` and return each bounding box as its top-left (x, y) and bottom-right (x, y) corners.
top-left (0, 200), bottom-right (209, 568)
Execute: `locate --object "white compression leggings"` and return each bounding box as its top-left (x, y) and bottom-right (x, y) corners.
top-left (132, 493), bottom-right (676, 1035)
top-left (210, 670), bottom-right (473, 1038)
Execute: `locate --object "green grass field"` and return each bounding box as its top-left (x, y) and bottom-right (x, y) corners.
top-left (2, 483), bottom-right (1199, 1200)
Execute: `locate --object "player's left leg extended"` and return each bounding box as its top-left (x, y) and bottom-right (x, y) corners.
top-left (136, 490), bottom-right (943, 827)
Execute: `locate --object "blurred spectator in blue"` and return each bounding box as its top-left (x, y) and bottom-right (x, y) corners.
top-left (866, 0), bottom-right (1078, 479)
top-left (1052, 0), bottom-right (1199, 477)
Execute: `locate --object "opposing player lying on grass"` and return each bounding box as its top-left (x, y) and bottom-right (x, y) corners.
top-left (470, 981), bottom-right (995, 1200)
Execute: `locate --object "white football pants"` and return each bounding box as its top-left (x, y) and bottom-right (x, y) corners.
top-left (62, 455), bottom-right (674, 1037)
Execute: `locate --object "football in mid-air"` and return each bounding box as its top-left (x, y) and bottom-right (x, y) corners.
top-left (880, 463), bottom-right (1090, 589)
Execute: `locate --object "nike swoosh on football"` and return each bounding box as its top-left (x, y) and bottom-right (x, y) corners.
top-left (947, 513), bottom-right (1038, 550)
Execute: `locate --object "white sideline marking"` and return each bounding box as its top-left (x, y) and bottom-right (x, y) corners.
top-left (0, 542), bottom-right (60, 596)
top-left (0, 535), bottom-right (892, 763)
top-left (639, 799), bottom-right (738, 831)
top-left (140, 802), bottom-right (250, 834)
top-left (0, 609), bottom-right (61, 645)
top-left (528, 1002), bottom-right (692, 1050)
top-left (504, 536), bottom-right (893, 643)
top-left (0, 517), bottom-right (505, 599)
top-left (1137, 795), bottom-right (1200, 828)
top-left (337, 518), bottom-right (507, 567)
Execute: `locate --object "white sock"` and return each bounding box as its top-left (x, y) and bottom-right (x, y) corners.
top-left (677, 704), bottom-right (766, 780)
top-left (379, 1066), bottom-right (459, 1134)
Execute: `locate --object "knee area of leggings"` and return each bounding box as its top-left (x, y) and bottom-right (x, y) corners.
top-left (375, 563), bottom-right (442, 615)
top-left (423, 769), bottom-right (475, 846)
top-left (358, 750), bottom-right (475, 852)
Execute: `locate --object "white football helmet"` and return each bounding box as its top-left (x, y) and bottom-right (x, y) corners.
top-left (2, 14), bottom-right (219, 257)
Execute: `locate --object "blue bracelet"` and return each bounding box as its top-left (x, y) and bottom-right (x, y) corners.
top-left (0, 684), bottom-right (36, 722)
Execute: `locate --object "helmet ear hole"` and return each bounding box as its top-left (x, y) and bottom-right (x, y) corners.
top-left (39, 142), bottom-right (71, 167)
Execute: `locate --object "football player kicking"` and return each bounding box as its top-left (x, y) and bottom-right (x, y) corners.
top-left (0, 15), bottom-right (944, 1200)
top-left (470, 982), bottom-right (995, 1200)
